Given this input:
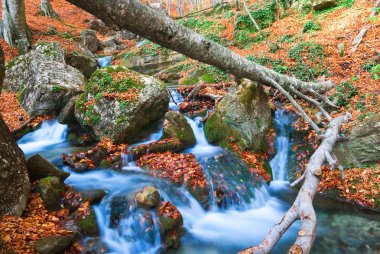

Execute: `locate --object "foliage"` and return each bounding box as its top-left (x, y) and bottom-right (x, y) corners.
top-left (179, 17), bottom-right (226, 45)
top-left (330, 81), bottom-right (358, 107)
top-left (288, 42), bottom-right (326, 81)
top-left (277, 34), bottom-right (295, 44)
top-left (370, 64), bottom-right (380, 80)
top-left (234, 30), bottom-right (269, 47)
top-left (235, 2), bottom-right (276, 32)
top-left (247, 55), bottom-right (288, 74)
top-left (303, 21), bottom-right (321, 33)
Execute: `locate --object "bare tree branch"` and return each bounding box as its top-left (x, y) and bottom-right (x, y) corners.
top-left (239, 113), bottom-right (352, 254)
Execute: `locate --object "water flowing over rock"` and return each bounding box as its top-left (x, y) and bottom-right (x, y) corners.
top-left (334, 114), bottom-right (380, 168)
top-left (204, 80), bottom-right (271, 152)
top-left (75, 66), bottom-right (169, 143)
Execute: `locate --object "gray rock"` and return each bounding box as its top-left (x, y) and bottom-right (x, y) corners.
top-left (75, 66), bottom-right (169, 143)
top-left (35, 176), bottom-right (64, 211)
top-left (0, 114), bottom-right (30, 216)
top-left (58, 95), bottom-right (81, 124)
top-left (80, 30), bottom-right (101, 53)
top-left (334, 114), bottom-right (380, 168)
top-left (88, 19), bottom-right (110, 35)
top-left (75, 206), bottom-right (100, 236)
top-left (34, 234), bottom-right (75, 254)
top-left (27, 154), bottom-right (70, 182)
top-left (3, 42), bottom-right (66, 92)
top-left (19, 59), bottom-right (84, 117)
top-left (313, 0), bottom-right (337, 10)
top-left (136, 186), bottom-right (160, 208)
top-left (65, 47), bottom-right (98, 78)
top-left (204, 80), bottom-right (272, 151)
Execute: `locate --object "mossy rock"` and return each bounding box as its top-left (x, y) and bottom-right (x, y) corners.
top-left (204, 81), bottom-right (271, 152)
top-left (76, 206), bottom-right (100, 237)
top-left (162, 111), bottom-right (196, 147)
top-left (36, 176), bottom-right (65, 211)
top-left (75, 66), bottom-right (169, 143)
top-left (136, 186), bottom-right (161, 208)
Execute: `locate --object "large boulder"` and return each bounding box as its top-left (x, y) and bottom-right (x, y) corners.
top-left (3, 42), bottom-right (85, 116)
top-left (75, 66), bottom-right (169, 143)
top-left (204, 80), bottom-right (271, 151)
top-left (334, 114), bottom-right (380, 168)
top-left (0, 111), bottom-right (30, 216)
top-left (3, 42), bottom-right (66, 92)
top-left (58, 95), bottom-right (81, 124)
top-left (0, 47), bottom-right (30, 216)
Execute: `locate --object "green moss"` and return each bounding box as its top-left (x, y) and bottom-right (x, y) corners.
top-left (116, 115), bottom-right (129, 125)
top-left (263, 161), bottom-right (273, 180)
top-left (100, 160), bottom-right (111, 168)
top-left (238, 84), bottom-right (257, 104)
top-left (77, 207), bottom-right (99, 236)
top-left (204, 112), bottom-right (241, 146)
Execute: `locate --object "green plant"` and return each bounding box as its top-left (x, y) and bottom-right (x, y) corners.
top-left (52, 86), bottom-right (60, 92)
top-left (331, 81), bottom-right (358, 107)
top-left (303, 21), bottom-right (321, 33)
top-left (277, 34), bottom-right (294, 43)
top-left (370, 64), bottom-right (380, 80)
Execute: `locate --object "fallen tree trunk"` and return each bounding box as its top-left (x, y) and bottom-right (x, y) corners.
top-left (239, 113), bottom-right (352, 254)
top-left (66, 0), bottom-right (333, 95)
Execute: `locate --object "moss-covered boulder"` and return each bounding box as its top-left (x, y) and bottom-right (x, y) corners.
top-left (75, 66), bottom-right (169, 143)
top-left (158, 201), bottom-right (184, 249)
top-left (163, 111), bottom-right (196, 146)
top-left (333, 114), bottom-right (380, 168)
top-left (136, 186), bottom-right (161, 208)
top-left (204, 80), bottom-right (271, 151)
top-left (35, 176), bottom-right (65, 211)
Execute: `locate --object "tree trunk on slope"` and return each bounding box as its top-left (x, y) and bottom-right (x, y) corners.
top-left (40, 0), bottom-right (59, 18)
top-left (65, 0), bottom-right (334, 95)
top-left (1, 0), bottom-right (31, 52)
top-left (0, 46), bottom-right (30, 216)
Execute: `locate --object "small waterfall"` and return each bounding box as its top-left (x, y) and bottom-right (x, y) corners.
top-left (17, 119), bottom-right (68, 155)
top-left (270, 109), bottom-right (292, 182)
top-left (184, 116), bottom-right (223, 158)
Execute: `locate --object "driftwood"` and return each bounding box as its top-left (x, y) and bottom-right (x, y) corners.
top-left (351, 0), bottom-right (380, 52)
top-left (239, 113), bottom-right (352, 254)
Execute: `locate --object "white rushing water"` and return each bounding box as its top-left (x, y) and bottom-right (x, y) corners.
top-left (17, 119), bottom-right (68, 155)
top-left (16, 91), bottom-right (297, 253)
top-left (270, 109), bottom-right (292, 183)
